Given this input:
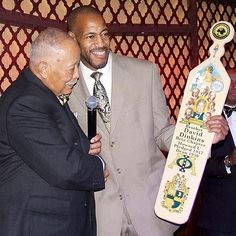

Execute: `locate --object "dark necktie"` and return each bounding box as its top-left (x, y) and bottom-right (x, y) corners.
top-left (224, 105), bottom-right (236, 118)
top-left (57, 94), bottom-right (69, 105)
top-left (91, 72), bottom-right (111, 128)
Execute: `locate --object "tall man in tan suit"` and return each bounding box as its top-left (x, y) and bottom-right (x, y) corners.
top-left (67, 5), bottom-right (228, 236)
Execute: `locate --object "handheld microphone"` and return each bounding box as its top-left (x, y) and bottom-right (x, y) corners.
top-left (85, 96), bottom-right (98, 140)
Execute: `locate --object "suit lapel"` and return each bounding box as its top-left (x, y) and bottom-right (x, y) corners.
top-left (73, 55), bottom-right (128, 135)
top-left (72, 71), bottom-right (89, 114)
top-left (74, 70), bottom-right (109, 135)
top-left (226, 130), bottom-right (235, 149)
top-left (110, 53), bottom-right (127, 134)
top-left (63, 103), bottom-right (83, 135)
top-left (63, 103), bottom-right (89, 153)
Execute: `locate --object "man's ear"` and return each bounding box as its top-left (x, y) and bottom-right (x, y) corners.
top-left (38, 61), bottom-right (49, 79)
top-left (68, 31), bottom-right (76, 40)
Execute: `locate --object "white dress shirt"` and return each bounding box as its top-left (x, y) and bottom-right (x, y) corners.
top-left (80, 53), bottom-right (112, 105)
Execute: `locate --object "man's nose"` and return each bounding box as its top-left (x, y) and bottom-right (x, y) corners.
top-left (95, 35), bottom-right (105, 47)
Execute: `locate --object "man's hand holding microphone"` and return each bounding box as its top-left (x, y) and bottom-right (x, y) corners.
top-left (86, 96), bottom-right (109, 182)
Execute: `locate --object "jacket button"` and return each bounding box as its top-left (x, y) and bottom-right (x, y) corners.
top-left (84, 203), bottom-right (87, 207)
top-left (110, 141), bottom-right (115, 147)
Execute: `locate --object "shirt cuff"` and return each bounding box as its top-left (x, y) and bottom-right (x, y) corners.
top-left (224, 156), bottom-right (231, 174)
top-left (225, 165), bottom-right (231, 174)
top-left (96, 155), bottom-right (106, 170)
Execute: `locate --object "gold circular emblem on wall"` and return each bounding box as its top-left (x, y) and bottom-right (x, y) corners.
top-left (212, 22), bottom-right (230, 40)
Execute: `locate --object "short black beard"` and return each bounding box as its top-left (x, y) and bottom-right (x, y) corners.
top-left (93, 62), bottom-right (107, 69)
top-left (82, 56), bottom-right (108, 70)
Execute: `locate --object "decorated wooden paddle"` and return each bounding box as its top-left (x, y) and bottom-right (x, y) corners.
top-left (155, 21), bottom-right (235, 224)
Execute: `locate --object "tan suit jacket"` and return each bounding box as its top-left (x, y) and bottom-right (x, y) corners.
top-left (69, 53), bottom-right (178, 236)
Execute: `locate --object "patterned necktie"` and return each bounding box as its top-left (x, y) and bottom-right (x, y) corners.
top-left (224, 105), bottom-right (236, 118)
top-left (91, 72), bottom-right (111, 127)
top-left (57, 94), bottom-right (69, 105)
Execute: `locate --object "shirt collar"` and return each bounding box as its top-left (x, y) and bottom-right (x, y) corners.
top-left (80, 52), bottom-right (112, 78)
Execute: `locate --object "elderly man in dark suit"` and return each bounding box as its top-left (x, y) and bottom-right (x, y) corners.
top-left (199, 69), bottom-right (236, 236)
top-left (0, 27), bottom-right (108, 236)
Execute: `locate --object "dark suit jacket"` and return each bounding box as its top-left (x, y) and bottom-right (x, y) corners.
top-left (198, 129), bottom-right (236, 233)
top-left (0, 68), bottom-right (105, 236)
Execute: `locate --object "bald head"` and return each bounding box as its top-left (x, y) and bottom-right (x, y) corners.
top-left (67, 5), bottom-right (102, 32)
top-left (30, 27), bottom-right (75, 65)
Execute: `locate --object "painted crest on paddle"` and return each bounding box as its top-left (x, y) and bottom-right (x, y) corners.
top-left (161, 174), bottom-right (189, 213)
